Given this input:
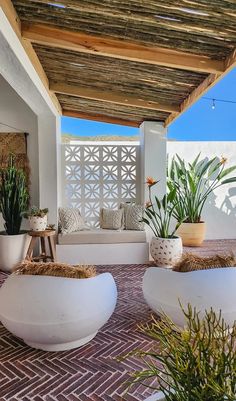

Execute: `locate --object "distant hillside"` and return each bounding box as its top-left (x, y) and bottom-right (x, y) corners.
top-left (62, 133), bottom-right (140, 143)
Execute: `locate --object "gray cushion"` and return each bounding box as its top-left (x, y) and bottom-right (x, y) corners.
top-left (100, 208), bottom-right (124, 230)
top-left (120, 203), bottom-right (145, 231)
top-left (58, 229), bottom-right (147, 245)
top-left (59, 207), bottom-right (86, 234)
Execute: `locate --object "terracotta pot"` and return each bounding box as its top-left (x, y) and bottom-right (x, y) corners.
top-left (29, 215), bottom-right (47, 231)
top-left (177, 222), bottom-right (206, 247)
top-left (150, 236), bottom-right (182, 267)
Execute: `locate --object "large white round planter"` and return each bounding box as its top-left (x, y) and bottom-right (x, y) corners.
top-left (143, 267), bottom-right (236, 327)
top-left (0, 272), bottom-right (117, 351)
top-left (150, 237), bottom-right (182, 267)
top-left (0, 233), bottom-right (30, 272)
top-left (29, 215), bottom-right (47, 231)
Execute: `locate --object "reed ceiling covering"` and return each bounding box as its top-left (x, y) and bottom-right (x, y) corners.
top-left (10, 0), bottom-right (236, 126)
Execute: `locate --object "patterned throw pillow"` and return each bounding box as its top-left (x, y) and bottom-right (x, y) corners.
top-left (59, 207), bottom-right (86, 234)
top-left (120, 203), bottom-right (145, 231)
top-left (100, 208), bottom-right (124, 230)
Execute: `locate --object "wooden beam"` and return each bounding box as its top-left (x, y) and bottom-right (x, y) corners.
top-left (165, 47), bottom-right (236, 126)
top-left (63, 110), bottom-right (140, 127)
top-left (21, 23), bottom-right (224, 74)
top-left (0, 1), bottom-right (61, 114)
top-left (51, 83), bottom-right (178, 113)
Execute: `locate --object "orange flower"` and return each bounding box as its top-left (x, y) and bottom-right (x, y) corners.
top-left (146, 177), bottom-right (158, 187)
top-left (220, 156), bottom-right (227, 165)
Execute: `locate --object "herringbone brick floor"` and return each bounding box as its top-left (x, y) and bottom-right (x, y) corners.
top-left (0, 264), bottom-right (156, 401)
top-left (1, 239), bottom-right (236, 401)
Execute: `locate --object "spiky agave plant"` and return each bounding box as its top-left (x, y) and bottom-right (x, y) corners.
top-left (0, 155), bottom-right (29, 235)
top-left (122, 306), bottom-right (236, 401)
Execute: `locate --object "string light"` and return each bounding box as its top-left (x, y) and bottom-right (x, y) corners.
top-left (202, 96), bottom-right (236, 110)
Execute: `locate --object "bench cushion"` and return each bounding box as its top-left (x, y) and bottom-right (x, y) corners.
top-left (58, 229), bottom-right (146, 245)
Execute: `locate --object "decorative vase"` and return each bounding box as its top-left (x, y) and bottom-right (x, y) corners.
top-left (0, 232), bottom-right (31, 272)
top-left (150, 236), bottom-right (182, 267)
top-left (29, 215), bottom-right (47, 231)
top-left (177, 222), bottom-right (206, 247)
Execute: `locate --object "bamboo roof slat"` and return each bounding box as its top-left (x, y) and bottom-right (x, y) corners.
top-left (7, 0), bottom-right (236, 126)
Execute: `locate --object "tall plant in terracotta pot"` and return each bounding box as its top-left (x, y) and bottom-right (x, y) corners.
top-left (168, 154), bottom-right (236, 246)
top-left (143, 178), bottom-right (183, 267)
top-left (0, 155), bottom-right (30, 272)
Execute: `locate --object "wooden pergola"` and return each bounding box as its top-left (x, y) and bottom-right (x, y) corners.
top-left (2, 0), bottom-right (236, 127)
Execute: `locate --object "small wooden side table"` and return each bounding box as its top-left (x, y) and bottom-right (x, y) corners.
top-left (26, 230), bottom-right (56, 262)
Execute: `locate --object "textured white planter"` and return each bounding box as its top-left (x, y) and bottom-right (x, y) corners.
top-left (150, 236), bottom-right (182, 267)
top-left (29, 215), bottom-right (47, 231)
top-left (143, 266), bottom-right (236, 327)
top-left (0, 233), bottom-right (30, 272)
top-left (0, 272), bottom-right (117, 351)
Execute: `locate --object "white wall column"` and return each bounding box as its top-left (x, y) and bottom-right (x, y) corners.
top-left (38, 113), bottom-right (61, 226)
top-left (140, 121), bottom-right (167, 204)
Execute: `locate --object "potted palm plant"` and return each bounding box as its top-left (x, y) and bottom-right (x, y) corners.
top-left (0, 155), bottom-right (30, 272)
top-left (123, 305), bottom-right (236, 401)
top-left (168, 154), bottom-right (236, 246)
top-left (143, 178), bottom-right (183, 266)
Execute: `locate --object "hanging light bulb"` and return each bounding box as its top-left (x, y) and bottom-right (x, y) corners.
top-left (212, 99), bottom-right (216, 110)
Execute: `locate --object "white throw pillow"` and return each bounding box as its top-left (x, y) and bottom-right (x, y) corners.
top-left (100, 208), bottom-right (124, 230)
top-left (59, 207), bottom-right (86, 234)
top-left (120, 203), bottom-right (145, 231)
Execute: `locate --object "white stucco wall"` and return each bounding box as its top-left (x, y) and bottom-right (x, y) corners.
top-left (167, 142), bottom-right (236, 239)
top-left (0, 74), bottom-right (39, 231)
top-left (0, 9), bottom-right (61, 228)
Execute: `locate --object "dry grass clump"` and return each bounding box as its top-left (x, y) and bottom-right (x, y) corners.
top-left (173, 252), bottom-right (236, 272)
top-left (14, 261), bottom-right (96, 279)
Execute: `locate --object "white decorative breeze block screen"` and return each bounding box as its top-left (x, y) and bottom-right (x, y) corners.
top-left (62, 144), bottom-right (141, 227)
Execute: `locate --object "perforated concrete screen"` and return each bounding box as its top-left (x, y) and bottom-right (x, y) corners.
top-left (62, 143), bottom-right (141, 227)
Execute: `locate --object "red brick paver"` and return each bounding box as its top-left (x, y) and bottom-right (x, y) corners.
top-left (0, 239), bottom-right (236, 401)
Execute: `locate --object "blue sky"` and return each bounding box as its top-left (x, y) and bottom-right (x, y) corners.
top-left (61, 67), bottom-right (236, 141)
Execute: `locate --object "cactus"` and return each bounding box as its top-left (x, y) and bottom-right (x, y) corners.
top-left (0, 155), bottom-right (29, 235)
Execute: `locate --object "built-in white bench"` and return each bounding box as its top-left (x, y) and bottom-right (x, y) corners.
top-left (56, 229), bottom-right (149, 265)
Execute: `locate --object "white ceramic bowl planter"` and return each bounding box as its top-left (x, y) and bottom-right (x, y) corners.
top-left (0, 233), bottom-right (31, 272)
top-left (0, 272), bottom-right (117, 351)
top-left (150, 236), bottom-right (182, 267)
top-left (143, 267), bottom-right (236, 327)
top-left (29, 215), bottom-right (47, 231)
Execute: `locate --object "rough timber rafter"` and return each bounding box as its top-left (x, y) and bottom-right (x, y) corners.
top-left (63, 110), bottom-right (140, 127)
top-left (21, 23), bottom-right (224, 75)
top-left (51, 83), bottom-right (179, 113)
top-left (165, 47), bottom-right (236, 127)
top-left (0, 0), bottom-right (62, 114)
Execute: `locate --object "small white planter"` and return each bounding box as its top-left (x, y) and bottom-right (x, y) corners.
top-left (0, 233), bottom-right (31, 272)
top-left (29, 215), bottom-right (47, 231)
top-left (150, 236), bottom-right (182, 267)
top-left (0, 272), bottom-right (117, 351)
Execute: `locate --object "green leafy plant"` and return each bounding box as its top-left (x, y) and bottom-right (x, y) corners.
top-left (143, 178), bottom-right (183, 238)
top-left (0, 155), bottom-right (29, 235)
top-left (123, 305), bottom-right (236, 401)
top-left (168, 154), bottom-right (236, 223)
top-left (23, 206), bottom-right (48, 218)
